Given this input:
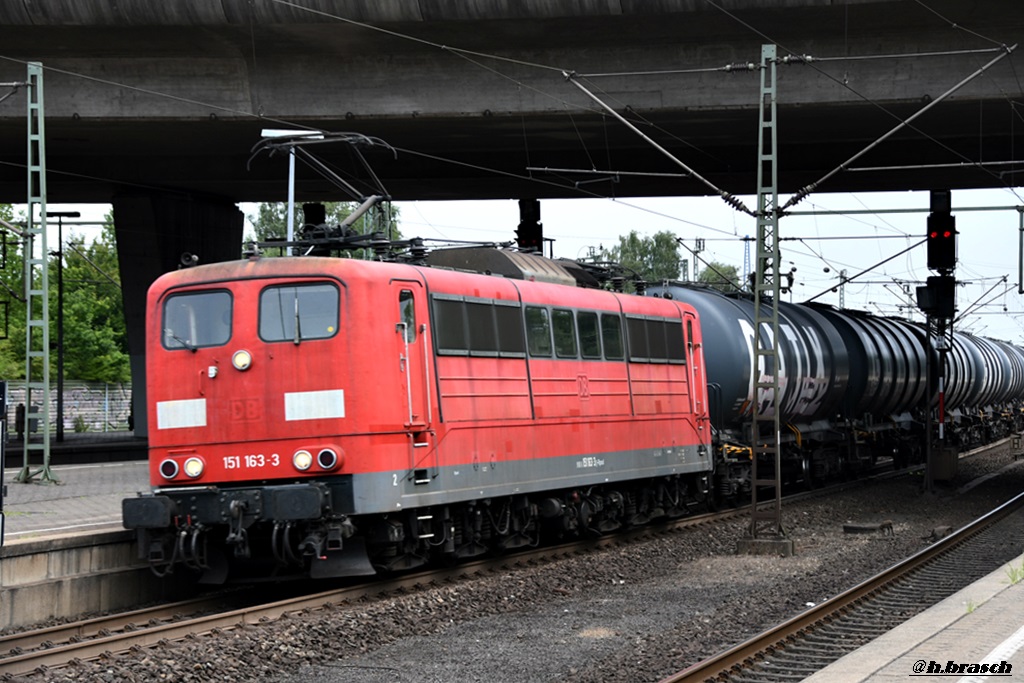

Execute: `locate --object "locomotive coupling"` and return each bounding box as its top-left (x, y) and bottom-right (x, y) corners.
top-left (300, 532), bottom-right (326, 558)
top-left (300, 522), bottom-right (352, 558)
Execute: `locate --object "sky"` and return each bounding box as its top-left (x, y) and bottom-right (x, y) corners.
top-left (33, 184), bottom-right (1024, 345)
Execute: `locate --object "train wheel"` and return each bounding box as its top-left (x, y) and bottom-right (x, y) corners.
top-left (800, 453), bottom-right (817, 490)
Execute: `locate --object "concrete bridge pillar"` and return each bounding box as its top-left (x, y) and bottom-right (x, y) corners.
top-left (112, 193), bottom-right (243, 438)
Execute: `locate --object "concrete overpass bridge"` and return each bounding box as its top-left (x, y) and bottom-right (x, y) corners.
top-left (0, 0), bottom-right (1021, 434)
top-left (1, 0), bottom-right (1021, 205)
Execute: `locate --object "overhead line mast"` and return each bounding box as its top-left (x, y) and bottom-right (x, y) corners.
top-left (738, 45), bottom-right (793, 556)
top-left (17, 62), bottom-right (56, 484)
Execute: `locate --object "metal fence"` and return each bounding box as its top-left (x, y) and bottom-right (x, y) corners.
top-left (4, 381), bottom-right (132, 437)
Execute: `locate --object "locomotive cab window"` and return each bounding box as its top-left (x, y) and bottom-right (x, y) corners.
top-left (399, 289), bottom-right (416, 343)
top-left (162, 290), bottom-right (232, 350)
top-left (259, 283), bottom-right (339, 343)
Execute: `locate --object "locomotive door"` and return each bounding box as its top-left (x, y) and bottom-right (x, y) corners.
top-left (391, 281), bottom-right (436, 476)
top-left (685, 312), bottom-right (706, 419)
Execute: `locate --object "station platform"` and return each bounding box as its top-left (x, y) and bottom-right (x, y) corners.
top-left (805, 555), bottom-right (1024, 682)
top-left (0, 433), bottom-right (149, 544)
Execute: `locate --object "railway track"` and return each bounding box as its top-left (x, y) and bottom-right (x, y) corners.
top-left (661, 487), bottom-right (1024, 683)
top-left (0, 447), bottom-right (1000, 680)
top-left (2, 473), bottom-right (861, 681)
top-left (0, 504), bottom-right (743, 679)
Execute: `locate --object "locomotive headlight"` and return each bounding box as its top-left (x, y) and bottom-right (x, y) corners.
top-left (183, 456), bottom-right (205, 478)
top-left (232, 349), bottom-right (253, 371)
top-left (159, 459), bottom-right (179, 480)
top-left (317, 448), bottom-right (339, 470)
top-left (293, 449), bottom-right (313, 471)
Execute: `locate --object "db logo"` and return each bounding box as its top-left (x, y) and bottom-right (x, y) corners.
top-left (230, 397), bottom-right (262, 421)
top-left (577, 374), bottom-right (590, 400)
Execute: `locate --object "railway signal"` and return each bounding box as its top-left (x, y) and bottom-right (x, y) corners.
top-left (915, 275), bottom-right (956, 319)
top-left (926, 190), bottom-right (956, 272)
top-left (926, 215), bottom-right (957, 271)
top-left (516, 198), bottom-right (543, 252)
top-left (921, 190), bottom-right (958, 493)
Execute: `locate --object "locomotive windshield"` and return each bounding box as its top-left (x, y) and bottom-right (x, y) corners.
top-left (162, 290), bottom-right (232, 350)
top-left (259, 282), bottom-right (339, 343)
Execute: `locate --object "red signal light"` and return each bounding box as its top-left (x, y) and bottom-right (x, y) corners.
top-left (926, 214), bottom-right (956, 270)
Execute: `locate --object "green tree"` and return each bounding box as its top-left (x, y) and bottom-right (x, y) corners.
top-left (599, 230), bottom-right (682, 286)
top-left (58, 219), bottom-right (130, 382)
top-left (697, 261), bottom-right (741, 292)
top-left (0, 209), bottom-right (129, 382)
top-left (0, 204), bottom-right (25, 378)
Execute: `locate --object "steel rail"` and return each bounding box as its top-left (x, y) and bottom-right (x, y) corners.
top-left (660, 488), bottom-right (1024, 683)
top-left (0, 592), bottom-right (245, 655)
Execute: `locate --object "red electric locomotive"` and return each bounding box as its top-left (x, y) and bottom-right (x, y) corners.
top-left (123, 247), bottom-right (712, 582)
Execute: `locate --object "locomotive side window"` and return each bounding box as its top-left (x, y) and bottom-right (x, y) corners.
top-left (627, 316), bottom-right (649, 362)
top-left (399, 290), bottom-right (416, 343)
top-left (433, 297), bottom-right (468, 354)
top-left (625, 316), bottom-right (686, 364)
top-left (495, 302), bottom-right (526, 356)
top-left (647, 319), bottom-right (669, 362)
top-left (578, 311), bottom-right (601, 359)
top-left (431, 295), bottom-right (526, 357)
top-left (467, 301), bottom-right (499, 355)
top-left (525, 306), bottom-right (552, 357)
top-left (259, 283), bottom-right (339, 343)
top-left (552, 309), bottom-right (578, 358)
top-left (601, 314), bottom-right (624, 360)
top-left (668, 322), bottom-right (686, 363)
top-left (162, 290), bottom-right (232, 350)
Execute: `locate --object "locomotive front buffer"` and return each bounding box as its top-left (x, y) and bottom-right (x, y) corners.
top-left (123, 480), bottom-right (373, 583)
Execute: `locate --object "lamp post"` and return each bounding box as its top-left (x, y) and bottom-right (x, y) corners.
top-left (46, 211), bottom-right (79, 442)
top-left (259, 129), bottom-right (324, 254)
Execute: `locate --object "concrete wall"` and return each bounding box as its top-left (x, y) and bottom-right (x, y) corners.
top-left (0, 531), bottom-right (184, 630)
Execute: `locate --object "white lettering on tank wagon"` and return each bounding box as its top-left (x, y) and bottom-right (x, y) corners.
top-left (780, 323), bottom-right (829, 418)
top-left (738, 319), bottom-right (788, 418)
top-left (793, 323), bottom-right (829, 416)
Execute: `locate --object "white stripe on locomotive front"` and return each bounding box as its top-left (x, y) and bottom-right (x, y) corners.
top-left (284, 389), bottom-right (346, 421)
top-left (156, 398), bottom-right (207, 429)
